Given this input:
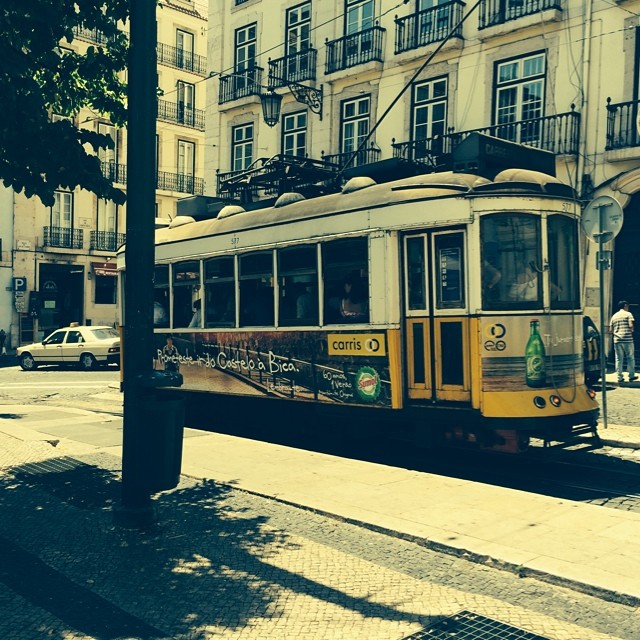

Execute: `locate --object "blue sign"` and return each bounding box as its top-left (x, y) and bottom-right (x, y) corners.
top-left (12, 277), bottom-right (27, 292)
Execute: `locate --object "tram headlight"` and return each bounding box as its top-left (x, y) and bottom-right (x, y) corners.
top-left (587, 388), bottom-right (597, 400)
top-left (549, 395), bottom-right (562, 407)
top-left (533, 396), bottom-right (546, 409)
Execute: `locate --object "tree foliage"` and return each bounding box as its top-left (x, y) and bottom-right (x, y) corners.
top-left (0, 0), bottom-right (130, 206)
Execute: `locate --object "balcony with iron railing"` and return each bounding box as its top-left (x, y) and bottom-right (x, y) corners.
top-left (157, 171), bottom-right (205, 194)
top-left (395, 1), bottom-right (465, 54)
top-left (478, 0), bottom-right (562, 29)
top-left (158, 99), bottom-right (205, 130)
top-left (219, 67), bottom-right (263, 104)
top-left (100, 161), bottom-right (127, 184)
top-left (157, 42), bottom-right (207, 76)
top-left (268, 49), bottom-right (317, 88)
top-left (326, 25), bottom-right (385, 74)
top-left (72, 25), bottom-right (115, 46)
top-left (392, 108), bottom-right (581, 167)
top-left (90, 230), bottom-right (126, 252)
top-left (100, 161), bottom-right (204, 194)
top-left (43, 227), bottom-right (84, 250)
top-left (322, 144), bottom-right (381, 170)
top-left (606, 98), bottom-right (640, 150)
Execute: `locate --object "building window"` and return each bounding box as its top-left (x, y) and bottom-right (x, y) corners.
top-left (235, 23), bottom-right (257, 91)
top-left (282, 111), bottom-right (307, 157)
top-left (285, 2), bottom-right (312, 79)
top-left (340, 95), bottom-right (370, 166)
top-left (97, 123), bottom-right (117, 165)
top-left (177, 140), bottom-right (196, 192)
top-left (177, 80), bottom-right (196, 126)
top-left (413, 76), bottom-right (447, 142)
top-left (346, 0), bottom-right (375, 34)
top-left (494, 52), bottom-right (546, 144)
top-left (52, 192), bottom-right (73, 229)
top-left (97, 199), bottom-right (117, 233)
top-left (176, 29), bottom-right (195, 70)
top-left (232, 123), bottom-right (254, 171)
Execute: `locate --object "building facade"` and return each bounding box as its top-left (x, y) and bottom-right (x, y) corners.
top-left (205, 0), bottom-right (640, 331)
top-left (3, 0), bottom-right (208, 349)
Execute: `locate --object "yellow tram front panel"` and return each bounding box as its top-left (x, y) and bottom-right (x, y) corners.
top-left (478, 315), bottom-right (598, 418)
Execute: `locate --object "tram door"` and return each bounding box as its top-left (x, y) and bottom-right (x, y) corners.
top-left (403, 230), bottom-right (470, 402)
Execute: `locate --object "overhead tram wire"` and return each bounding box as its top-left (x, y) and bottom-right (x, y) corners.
top-left (337, 0), bottom-right (483, 178)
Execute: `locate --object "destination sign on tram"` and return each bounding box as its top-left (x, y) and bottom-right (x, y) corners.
top-left (328, 333), bottom-right (386, 357)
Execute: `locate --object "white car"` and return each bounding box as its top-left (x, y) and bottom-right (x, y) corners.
top-left (17, 324), bottom-right (120, 371)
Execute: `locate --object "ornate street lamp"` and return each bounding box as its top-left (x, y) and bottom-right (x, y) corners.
top-left (260, 90), bottom-right (284, 127)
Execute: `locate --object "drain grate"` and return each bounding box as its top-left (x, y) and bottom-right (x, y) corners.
top-left (401, 610), bottom-right (551, 640)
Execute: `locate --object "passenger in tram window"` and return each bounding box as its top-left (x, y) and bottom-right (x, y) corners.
top-left (188, 299), bottom-right (202, 328)
top-left (296, 284), bottom-right (317, 322)
top-left (339, 276), bottom-right (368, 322)
top-left (482, 259), bottom-right (502, 299)
top-left (508, 264), bottom-right (539, 302)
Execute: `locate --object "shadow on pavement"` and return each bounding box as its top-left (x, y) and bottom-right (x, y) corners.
top-left (0, 452), bottom-right (431, 639)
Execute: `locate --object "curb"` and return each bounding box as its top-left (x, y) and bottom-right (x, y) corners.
top-left (180, 474), bottom-right (640, 608)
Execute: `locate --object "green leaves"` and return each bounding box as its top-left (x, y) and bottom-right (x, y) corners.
top-left (0, 0), bottom-right (129, 205)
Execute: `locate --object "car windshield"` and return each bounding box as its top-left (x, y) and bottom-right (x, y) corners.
top-left (89, 328), bottom-right (119, 340)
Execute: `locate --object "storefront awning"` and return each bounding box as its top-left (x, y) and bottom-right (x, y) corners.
top-left (92, 262), bottom-right (117, 277)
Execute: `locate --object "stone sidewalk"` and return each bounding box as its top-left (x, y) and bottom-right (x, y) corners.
top-left (1, 404), bottom-right (640, 640)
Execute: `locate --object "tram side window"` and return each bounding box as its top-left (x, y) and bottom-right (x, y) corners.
top-left (205, 256), bottom-right (236, 327)
top-left (154, 265), bottom-right (170, 327)
top-left (481, 214), bottom-right (541, 310)
top-left (548, 215), bottom-right (579, 310)
top-left (322, 237), bottom-right (369, 324)
top-left (278, 245), bottom-right (318, 326)
top-left (239, 251), bottom-right (274, 326)
top-left (172, 260), bottom-right (201, 328)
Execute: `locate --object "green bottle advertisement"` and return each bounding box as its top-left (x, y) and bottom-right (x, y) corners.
top-left (525, 319), bottom-right (546, 388)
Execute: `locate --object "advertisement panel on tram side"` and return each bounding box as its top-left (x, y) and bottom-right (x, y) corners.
top-left (479, 315), bottom-right (597, 417)
top-left (154, 330), bottom-right (395, 408)
top-left (480, 315), bottom-right (583, 390)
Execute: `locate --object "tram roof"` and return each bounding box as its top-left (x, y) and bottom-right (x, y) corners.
top-left (155, 168), bottom-right (576, 246)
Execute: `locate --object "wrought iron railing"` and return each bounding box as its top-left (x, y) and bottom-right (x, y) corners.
top-left (72, 25), bottom-right (114, 45)
top-left (43, 227), bottom-right (84, 249)
top-left (219, 67), bottom-right (263, 104)
top-left (158, 99), bottom-right (205, 130)
top-left (100, 161), bottom-right (127, 184)
top-left (323, 145), bottom-right (381, 170)
top-left (478, 0), bottom-right (562, 29)
top-left (157, 172), bottom-right (204, 194)
top-left (268, 49), bottom-right (317, 88)
top-left (157, 42), bottom-right (207, 76)
top-left (395, 1), bottom-right (465, 54)
top-left (326, 25), bottom-right (385, 74)
top-left (100, 162), bottom-right (204, 193)
top-left (90, 231), bottom-right (126, 252)
top-left (605, 98), bottom-right (640, 150)
top-left (393, 109), bottom-right (580, 166)
top-left (216, 169), bottom-right (261, 198)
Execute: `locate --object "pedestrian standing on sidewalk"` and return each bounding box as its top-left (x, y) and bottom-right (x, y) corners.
top-left (0, 329), bottom-right (6, 356)
top-left (609, 300), bottom-right (637, 384)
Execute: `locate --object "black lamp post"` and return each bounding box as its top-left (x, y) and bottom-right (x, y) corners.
top-left (260, 90), bottom-right (284, 127)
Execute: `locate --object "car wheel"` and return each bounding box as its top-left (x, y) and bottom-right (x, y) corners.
top-left (19, 353), bottom-right (37, 371)
top-left (79, 353), bottom-right (97, 371)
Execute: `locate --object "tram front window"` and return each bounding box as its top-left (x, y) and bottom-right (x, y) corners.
top-left (481, 214), bottom-right (542, 310)
top-left (548, 215), bottom-right (579, 310)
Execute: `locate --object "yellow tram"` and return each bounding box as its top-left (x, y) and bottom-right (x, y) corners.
top-left (119, 156), bottom-right (599, 453)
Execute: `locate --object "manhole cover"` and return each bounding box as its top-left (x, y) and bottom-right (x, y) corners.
top-left (401, 610), bottom-right (551, 639)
